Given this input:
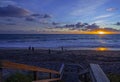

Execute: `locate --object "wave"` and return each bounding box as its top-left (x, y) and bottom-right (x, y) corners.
top-left (0, 34), bottom-right (120, 48)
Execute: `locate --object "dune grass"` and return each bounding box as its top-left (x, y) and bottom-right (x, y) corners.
top-left (107, 73), bottom-right (120, 82)
top-left (5, 72), bottom-right (33, 82)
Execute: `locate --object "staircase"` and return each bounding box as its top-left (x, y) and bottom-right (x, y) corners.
top-left (0, 60), bottom-right (110, 82)
top-left (62, 64), bottom-right (82, 82)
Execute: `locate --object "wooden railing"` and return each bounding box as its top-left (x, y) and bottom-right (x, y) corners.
top-left (59, 64), bottom-right (64, 79)
top-left (0, 60), bottom-right (65, 82)
top-left (89, 64), bottom-right (110, 82)
top-left (79, 64), bottom-right (110, 82)
top-left (1, 60), bottom-right (109, 82)
top-left (33, 64), bottom-right (65, 82)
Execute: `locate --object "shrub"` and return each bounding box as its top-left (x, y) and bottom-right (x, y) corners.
top-left (107, 73), bottom-right (120, 82)
top-left (5, 72), bottom-right (32, 82)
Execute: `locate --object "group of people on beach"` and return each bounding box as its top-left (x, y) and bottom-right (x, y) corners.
top-left (28, 46), bottom-right (35, 51)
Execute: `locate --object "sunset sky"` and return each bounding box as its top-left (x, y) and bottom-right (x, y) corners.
top-left (0, 0), bottom-right (120, 34)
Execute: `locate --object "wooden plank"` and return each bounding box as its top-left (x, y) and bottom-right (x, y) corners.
top-left (0, 60), bottom-right (59, 74)
top-left (32, 78), bottom-right (60, 82)
top-left (90, 64), bottom-right (110, 82)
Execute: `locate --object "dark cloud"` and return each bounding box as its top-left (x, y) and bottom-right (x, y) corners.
top-left (0, 5), bottom-right (30, 17)
top-left (31, 13), bottom-right (51, 18)
top-left (31, 14), bottom-right (40, 17)
top-left (63, 22), bottom-right (98, 28)
top-left (86, 23), bottom-right (99, 29)
top-left (43, 14), bottom-right (51, 18)
top-left (5, 18), bottom-right (13, 21)
top-left (76, 22), bottom-right (89, 28)
top-left (25, 13), bottom-right (52, 22)
top-left (52, 22), bottom-right (59, 25)
top-left (0, 4), bottom-right (52, 25)
top-left (6, 23), bottom-right (16, 25)
top-left (54, 22), bottom-right (100, 31)
top-left (115, 22), bottom-right (120, 26)
top-left (65, 24), bottom-right (75, 28)
top-left (25, 16), bottom-right (36, 22)
top-left (103, 28), bottom-right (120, 32)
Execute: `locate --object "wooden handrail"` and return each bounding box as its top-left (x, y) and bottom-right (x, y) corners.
top-left (0, 60), bottom-right (59, 74)
top-left (89, 64), bottom-right (110, 82)
top-left (0, 60), bottom-right (65, 82)
top-left (32, 78), bottom-right (60, 82)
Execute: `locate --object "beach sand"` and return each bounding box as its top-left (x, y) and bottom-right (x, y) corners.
top-left (0, 48), bottom-right (120, 74)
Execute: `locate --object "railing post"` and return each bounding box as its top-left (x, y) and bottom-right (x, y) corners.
top-left (49, 73), bottom-right (52, 79)
top-left (84, 73), bottom-right (88, 82)
top-left (33, 71), bottom-right (38, 81)
top-left (0, 68), bottom-right (3, 82)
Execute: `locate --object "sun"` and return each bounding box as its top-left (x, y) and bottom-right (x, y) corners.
top-left (98, 31), bottom-right (105, 34)
top-left (80, 29), bottom-right (115, 34)
top-left (90, 30), bottom-right (107, 35)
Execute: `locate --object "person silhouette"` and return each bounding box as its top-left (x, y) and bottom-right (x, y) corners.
top-left (28, 46), bottom-right (31, 50)
top-left (32, 47), bottom-right (34, 52)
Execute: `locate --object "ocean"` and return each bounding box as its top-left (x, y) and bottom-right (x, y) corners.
top-left (0, 34), bottom-right (120, 50)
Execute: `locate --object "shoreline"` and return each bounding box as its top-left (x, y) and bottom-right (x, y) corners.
top-left (0, 47), bottom-right (120, 51)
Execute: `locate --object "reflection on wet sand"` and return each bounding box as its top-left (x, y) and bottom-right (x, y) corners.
top-left (96, 47), bottom-right (108, 51)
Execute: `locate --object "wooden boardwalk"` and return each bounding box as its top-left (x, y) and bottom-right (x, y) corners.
top-left (62, 64), bottom-right (81, 82)
top-left (0, 60), bottom-right (110, 82)
top-left (63, 72), bottom-right (79, 82)
top-left (90, 64), bottom-right (110, 82)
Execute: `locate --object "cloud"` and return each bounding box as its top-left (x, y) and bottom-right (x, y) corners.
top-left (31, 14), bottom-right (40, 17)
top-left (54, 22), bottom-right (120, 33)
top-left (31, 13), bottom-right (51, 18)
top-left (94, 14), bottom-right (113, 19)
top-left (25, 16), bottom-right (36, 22)
top-left (52, 22), bottom-right (59, 25)
top-left (106, 7), bottom-right (117, 12)
top-left (0, 1), bottom-right (16, 7)
top-left (43, 14), bottom-right (51, 18)
top-left (104, 27), bottom-right (120, 32)
top-left (71, 0), bottom-right (108, 16)
top-left (5, 18), bottom-right (13, 21)
top-left (86, 23), bottom-right (99, 29)
top-left (6, 23), bottom-right (16, 25)
top-left (0, 5), bottom-right (52, 24)
top-left (63, 22), bottom-right (88, 28)
top-left (25, 13), bottom-right (52, 22)
top-left (92, 20), bottom-right (107, 24)
top-left (114, 22), bottom-right (120, 26)
top-left (0, 5), bottom-right (30, 17)
top-left (54, 22), bottom-right (99, 31)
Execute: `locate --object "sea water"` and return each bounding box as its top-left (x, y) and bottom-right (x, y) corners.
top-left (0, 34), bottom-right (120, 50)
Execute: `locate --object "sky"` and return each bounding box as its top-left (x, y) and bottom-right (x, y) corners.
top-left (0, 0), bottom-right (120, 34)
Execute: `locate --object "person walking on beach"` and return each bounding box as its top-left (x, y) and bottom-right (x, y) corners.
top-left (28, 46), bottom-right (31, 50)
top-left (28, 46), bottom-right (35, 52)
top-left (32, 47), bottom-right (35, 52)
